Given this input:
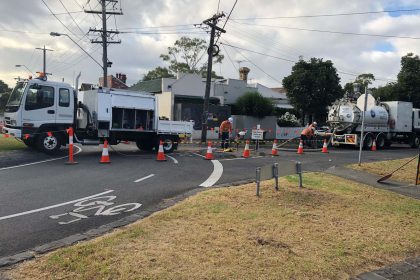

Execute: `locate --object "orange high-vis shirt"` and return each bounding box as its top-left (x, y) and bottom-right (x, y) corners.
top-left (220, 120), bottom-right (232, 133)
top-left (301, 124), bottom-right (315, 136)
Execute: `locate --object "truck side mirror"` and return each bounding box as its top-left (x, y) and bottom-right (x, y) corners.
top-left (32, 83), bottom-right (42, 90)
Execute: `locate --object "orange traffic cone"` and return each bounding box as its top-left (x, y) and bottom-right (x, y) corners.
top-left (297, 140), bottom-right (304, 154)
top-left (322, 139), bottom-right (328, 153)
top-left (156, 140), bottom-right (167, 161)
top-left (371, 140), bottom-right (377, 151)
top-left (3, 133), bottom-right (10, 138)
top-left (100, 139), bottom-right (111, 163)
top-left (205, 141), bottom-right (214, 160)
top-left (242, 140), bottom-right (250, 158)
top-left (271, 139), bottom-right (278, 156)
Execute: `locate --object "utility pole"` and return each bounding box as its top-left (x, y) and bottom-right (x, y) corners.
top-left (85, 0), bottom-right (122, 88)
top-left (200, 13), bottom-right (225, 143)
top-left (35, 45), bottom-right (53, 75)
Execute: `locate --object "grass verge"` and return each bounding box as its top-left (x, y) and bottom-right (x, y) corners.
top-left (0, 136), bottom-right (25, 152)
top-left (349, 157), bottom-right (418, 184)
top-left (8, 173), bottom-right (420, 279)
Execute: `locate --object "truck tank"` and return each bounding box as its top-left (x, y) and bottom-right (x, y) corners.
top-left (328, 94), bottom-right (389, 133)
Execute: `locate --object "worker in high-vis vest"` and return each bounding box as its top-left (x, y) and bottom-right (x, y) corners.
top-left (220, 117), bottom-right (233, 149)
top-left (301, 122), bottom-right (317, 147)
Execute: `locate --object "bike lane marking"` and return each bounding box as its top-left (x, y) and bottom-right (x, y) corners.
top-left (166, 155), bottom-right (178, 164)
top-left (199, 160), bottom-right (223, 187)
top-left (0, 145), bottom-right (83, 172)
top-left (134, 174), bottom-right (155, 183)
top-left (0, 189), bottom-right (114, 221)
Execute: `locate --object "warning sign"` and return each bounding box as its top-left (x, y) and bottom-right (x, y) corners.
top-left (251, 129), bottom-right (264, 140)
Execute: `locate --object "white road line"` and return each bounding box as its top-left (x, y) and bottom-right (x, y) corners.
top-left (220, 157), bottom-right (245, 161)
top-left (199, 160), bottom-right (223, 188)
top-left (0, 145), bottom-right (83, 172)
top-left (134, 174), bottom-right (155, 183)
top-left (0, 189), bottom-right (114, 221)
top-left (166, 155), bottom-right (178, 164)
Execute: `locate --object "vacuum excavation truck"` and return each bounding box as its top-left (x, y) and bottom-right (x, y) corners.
top-left (327, 93), bottom-right (420, 149)
top-left (2, 74), bottom-right (192, 154)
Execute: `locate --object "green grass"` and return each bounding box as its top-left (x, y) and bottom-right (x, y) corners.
top-left (0, 136), bottom-right (25, 151)
top-left (9, 173), bottom-right (420, 280)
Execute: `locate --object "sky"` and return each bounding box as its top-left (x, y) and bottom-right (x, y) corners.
top-left (1, 0), bottom-right (420, 90)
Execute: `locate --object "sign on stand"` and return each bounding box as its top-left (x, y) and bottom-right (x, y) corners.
top-left (251, 129), bottom-right (264, 140)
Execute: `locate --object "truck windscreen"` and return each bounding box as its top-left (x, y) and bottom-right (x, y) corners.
top-left (5, 82), bottom-right (26, 112)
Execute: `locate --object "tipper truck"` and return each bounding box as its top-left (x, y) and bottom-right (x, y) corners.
top-left (2, 75), bottom-right (193, 154)
top-left (327, 93), bottom-right (420, 149)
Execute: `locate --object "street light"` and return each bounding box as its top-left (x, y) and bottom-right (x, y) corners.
top-left (15, 64), bottom-right (34, 75)
top-left (50, 32), bottom-right (103, 69)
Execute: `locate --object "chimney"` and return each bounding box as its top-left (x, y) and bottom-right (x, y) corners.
top-left (121, 74), bottom-right (127, 84)
top-left (239, 67), bottom-right (250, 81)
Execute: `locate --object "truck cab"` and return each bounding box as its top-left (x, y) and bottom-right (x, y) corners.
top-left (3, 77), bottom-right (74, 153)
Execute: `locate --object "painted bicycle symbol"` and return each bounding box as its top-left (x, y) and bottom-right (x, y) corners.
top-left (49, 195), bottom-right (142, 225)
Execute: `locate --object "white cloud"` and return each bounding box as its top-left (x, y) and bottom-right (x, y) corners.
top-left (0, 0), bottom-right (419, 90)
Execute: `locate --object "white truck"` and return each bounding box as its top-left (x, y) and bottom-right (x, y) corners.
top-left (2, 75), bottom-right (193, 154)
top-left (327, 93), bottom-right (420, 149)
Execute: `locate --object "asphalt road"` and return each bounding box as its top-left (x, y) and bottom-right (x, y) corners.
top-left (0, 143), bottom-right (417, 259)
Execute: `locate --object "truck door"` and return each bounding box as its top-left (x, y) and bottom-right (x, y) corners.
top-left (55, 87), bottom-right (74, 125)
top-left (22, 84), bottom-right (56, 128)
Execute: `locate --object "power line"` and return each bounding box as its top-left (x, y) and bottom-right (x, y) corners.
top-left (221, 43), bottom-right (238, 71)
top-left (57, 0), bottom-right (86, 35)
top-left (231, 21), bottom-right (420, 40)
top-left (221, 42), bottom-right (296, 63)
top-left (215, 0), bottom-right (238, 44)
top-left (118, 24), bottom-right (198, 30)
top-left (232, 8), bottom-right (420, 20)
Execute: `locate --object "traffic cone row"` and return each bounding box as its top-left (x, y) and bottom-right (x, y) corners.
top-left (100, 139), bottom-right (111, 163)
top-left (156, 140), bottom-right (167, 161)
top-left (322, 139), bottom-right (328, 153)
top-left (205, 141), bottom-right (214, 160)
top-left (371, 140), bottom-right (377, 151)
top-left (271, 139), bottom-right (278, 156)
top-left (242, 140), bottom-right (250, 158)
top-left (297, 140), bottom-right (304, 154)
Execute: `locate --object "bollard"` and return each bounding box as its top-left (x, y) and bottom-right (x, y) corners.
top-left (65, 127), bottom-right (78, 165)
top-left (296, 161), bottom-right (303, 189)
top-left (273, 163), bottom-right (279, 191)
top-left (256, 167), bottom-right (261, 197)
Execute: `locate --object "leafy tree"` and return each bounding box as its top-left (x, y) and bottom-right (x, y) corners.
top-left (344, 73), bottom-right (375, 99)
top-left (372, 82), bottom-right (399, 101)
top-left (234, 91), bottom-right (274, 118)
top-left (282, 58), bottom-right (343, 123)
top-left (397, 53), bottom-right (420, 107)
top-left (160, 36), bottom-right (224, 78)
top-left (0, 80), bottom-right (11, 112)
top-left (143, 67), bottom-right (174, 81)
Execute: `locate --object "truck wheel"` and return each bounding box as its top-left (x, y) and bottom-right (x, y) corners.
top-left (37, 132), bottom-right (62, 154)
top-left (410, 135), bottom-right (420, 148)
top-left (363, 134), bottom-right (373, 150)
top-left (376, 135), bottom-right (386, 149)
top-left (159, 137), bottom-right (175, 153)
top-left (23, 138), bottom-right (37, 149)
top-left (136, 139), bottom-right (154, 151)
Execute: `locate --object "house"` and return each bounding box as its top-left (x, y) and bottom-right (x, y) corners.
top-left (129, 68), bottom-right (293, 129)
top-left (99, 73), bottom-right (128, 89)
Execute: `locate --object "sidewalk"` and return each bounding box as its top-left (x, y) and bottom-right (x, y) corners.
top-left (326, 166), bottom-right (420, 280)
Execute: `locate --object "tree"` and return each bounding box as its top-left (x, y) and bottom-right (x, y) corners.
top-left (234, 92), bottom-right (274, 118)
top-left (344, 73), bottom-right (375, 99)
top-left (143, 67), bottom-right (174, 81)
top-left (397, 53), bottom-right (420, 107)
top-left (160, 36), bottom-right (224, 78)
top-left (373, 82), bottom-right (399, 101)
top-left (282, 58), bottom-right (343, 123)
top-left (0, 80), bottom-right (11, 112)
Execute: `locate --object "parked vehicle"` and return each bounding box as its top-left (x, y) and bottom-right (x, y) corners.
top-left (2, 75), bottom-right (192, 154)
top-left (327, 93), bottom-right (420, 149)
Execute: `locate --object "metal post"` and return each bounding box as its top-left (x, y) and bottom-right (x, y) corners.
top-left (256, 167), bottom-right (261, 196)
top-left (273, 163), bottom-right (279, 191)
top-left (358, 86), bottom-right (368, 166)
top-left (416, 149), bottom-right (420, 185)
top-left (101, 0), bottom-right (108, 87)
top-left (296, 161), bottom-right (303, 189)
